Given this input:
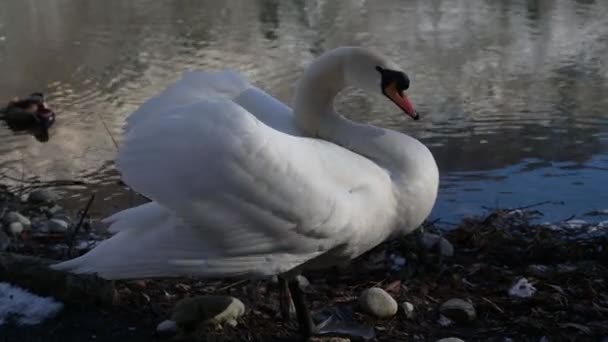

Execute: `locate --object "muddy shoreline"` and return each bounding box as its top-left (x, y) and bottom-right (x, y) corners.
top-left (1, 185), bottom-right (607, 341)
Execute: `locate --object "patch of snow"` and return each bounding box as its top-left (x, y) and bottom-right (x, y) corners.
top-left (0, 282), bottom-right (63, 325)
top-left (389, 253), bottom-right (406, 271)
top-left (508, 278), bottom-right (537, 298)
top-left (437, 314), bottom-right (453, 327)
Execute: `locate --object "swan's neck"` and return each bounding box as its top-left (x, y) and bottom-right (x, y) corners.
top-left (292, 49), bottom-right (392, 164)
top-left (292, 49), bottom-right (439, 234)
top-left (293, 50), bottom-right (345, 136)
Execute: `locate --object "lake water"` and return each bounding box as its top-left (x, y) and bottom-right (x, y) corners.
top-left (0, 0), bottom-right (607, 223)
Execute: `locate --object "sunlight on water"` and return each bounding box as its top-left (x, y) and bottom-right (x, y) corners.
top-left (0, 0), bottom-right (607, 220)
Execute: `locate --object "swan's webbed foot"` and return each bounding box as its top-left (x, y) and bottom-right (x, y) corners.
top-left (287, 278), bottom-right (375, 341)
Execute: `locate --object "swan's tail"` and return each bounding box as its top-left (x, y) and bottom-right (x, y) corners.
top-left (50, 202), bottom-right (309, 280)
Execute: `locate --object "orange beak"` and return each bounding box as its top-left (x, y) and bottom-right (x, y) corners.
top-left (384, 82), bottom-right (419, 120)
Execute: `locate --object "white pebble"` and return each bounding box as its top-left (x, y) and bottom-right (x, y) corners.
top-left (358, 287), bottom-right (398, 318)
top-left (9, 222), bottom-right (24, 235)
top-left (401, 301), bottom-right (415, 319)
top-left (5, 211), bottom-right (31, 228)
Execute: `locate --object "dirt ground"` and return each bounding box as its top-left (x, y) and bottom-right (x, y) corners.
top-left (1, 200), bottom-right (607, 341)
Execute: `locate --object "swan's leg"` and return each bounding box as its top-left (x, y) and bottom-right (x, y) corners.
top-left (278, 275), bottom-right (292, 322)
top-left (288, 278), bottom-right (315, 337)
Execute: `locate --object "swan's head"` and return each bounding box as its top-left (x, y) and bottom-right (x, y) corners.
top-left (343, 48), bottom-right (419, 120)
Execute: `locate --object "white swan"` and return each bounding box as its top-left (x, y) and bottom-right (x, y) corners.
top-left (52, 46), bottom-right (439, 336)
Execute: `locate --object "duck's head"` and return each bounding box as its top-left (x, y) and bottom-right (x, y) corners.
top-left (34, 101), bottom-right (55, 129)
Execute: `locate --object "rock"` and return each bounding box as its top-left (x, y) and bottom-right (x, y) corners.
top-left (156, 319), bottom-right (177, 334)
top-left (438, 237), bottom-right (454, 257)
top-left (421, 233), bottom-right (453, 257)
top-left (171, 295), bottom-right (245, 329)
top-left (436, 338), bottom-right (465, 342)
top-left (5, 211), bottom-right (31, 228)
top-left (47, 205), bottom-right (64, 215)
top-left (28, 189), bottom-right (57, 203)
top-left (48, 218), bottom-right (70, 233)
top-left (401, 301), bottom-right (415, 319)
top-left (421, 232), bottom-right (441, 249)
top-left (439, 298), bottom-right (476, 323)
top-left (358, 287), bottom-right (398, 318)
top-left (9, 222), bottom-right (24, 235)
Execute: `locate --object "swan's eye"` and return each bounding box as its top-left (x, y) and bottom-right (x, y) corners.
top-left (375, 66), bottom-right (410, 92)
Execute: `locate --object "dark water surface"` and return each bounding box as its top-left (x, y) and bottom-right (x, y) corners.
top-left (0, 0), bottom-right (607, 222)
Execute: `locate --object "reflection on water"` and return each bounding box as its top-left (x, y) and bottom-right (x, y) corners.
top-left (0, 0), bottom-right (607, 222)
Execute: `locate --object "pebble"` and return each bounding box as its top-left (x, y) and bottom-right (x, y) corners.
top-left (421, 232), bottom-right (441, 249)
top-left (5, 211), bottom-right (31, 228)
top-left (47, 205), bottom-right (64, 215)
top-left (358, 287), bottom-right (398, 318)
top-left (438, 238), bottom-right (454, 257)
top-left (9, 222), bottom-right (24, 235)
top-left (401, 301), bottom-right (415, 319)
top-left (439, 298), bottom-right (476, 323)
top-left (48, 218), bottom-right (70, 233)
top-left (28, 189), bottom-right (57, 203)
top-left (421, 233), bottom-right (454, 257)
top-left (171, 295), bottom-right (245, 328)
top-left (436, 338), bottom-right (465, 342)
top-left (156, 320), bottom-right (177, 333)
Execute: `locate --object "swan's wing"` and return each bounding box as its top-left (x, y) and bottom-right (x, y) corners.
top-left (51, 71), bottom-right (396, 280)
top-left (114, 73), bottom-right (393, 277)
top-left (126, 70), bottom-right (301, 136)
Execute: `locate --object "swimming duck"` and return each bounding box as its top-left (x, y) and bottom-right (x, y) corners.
top-left (0, 92), bottom-right (56, 131)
